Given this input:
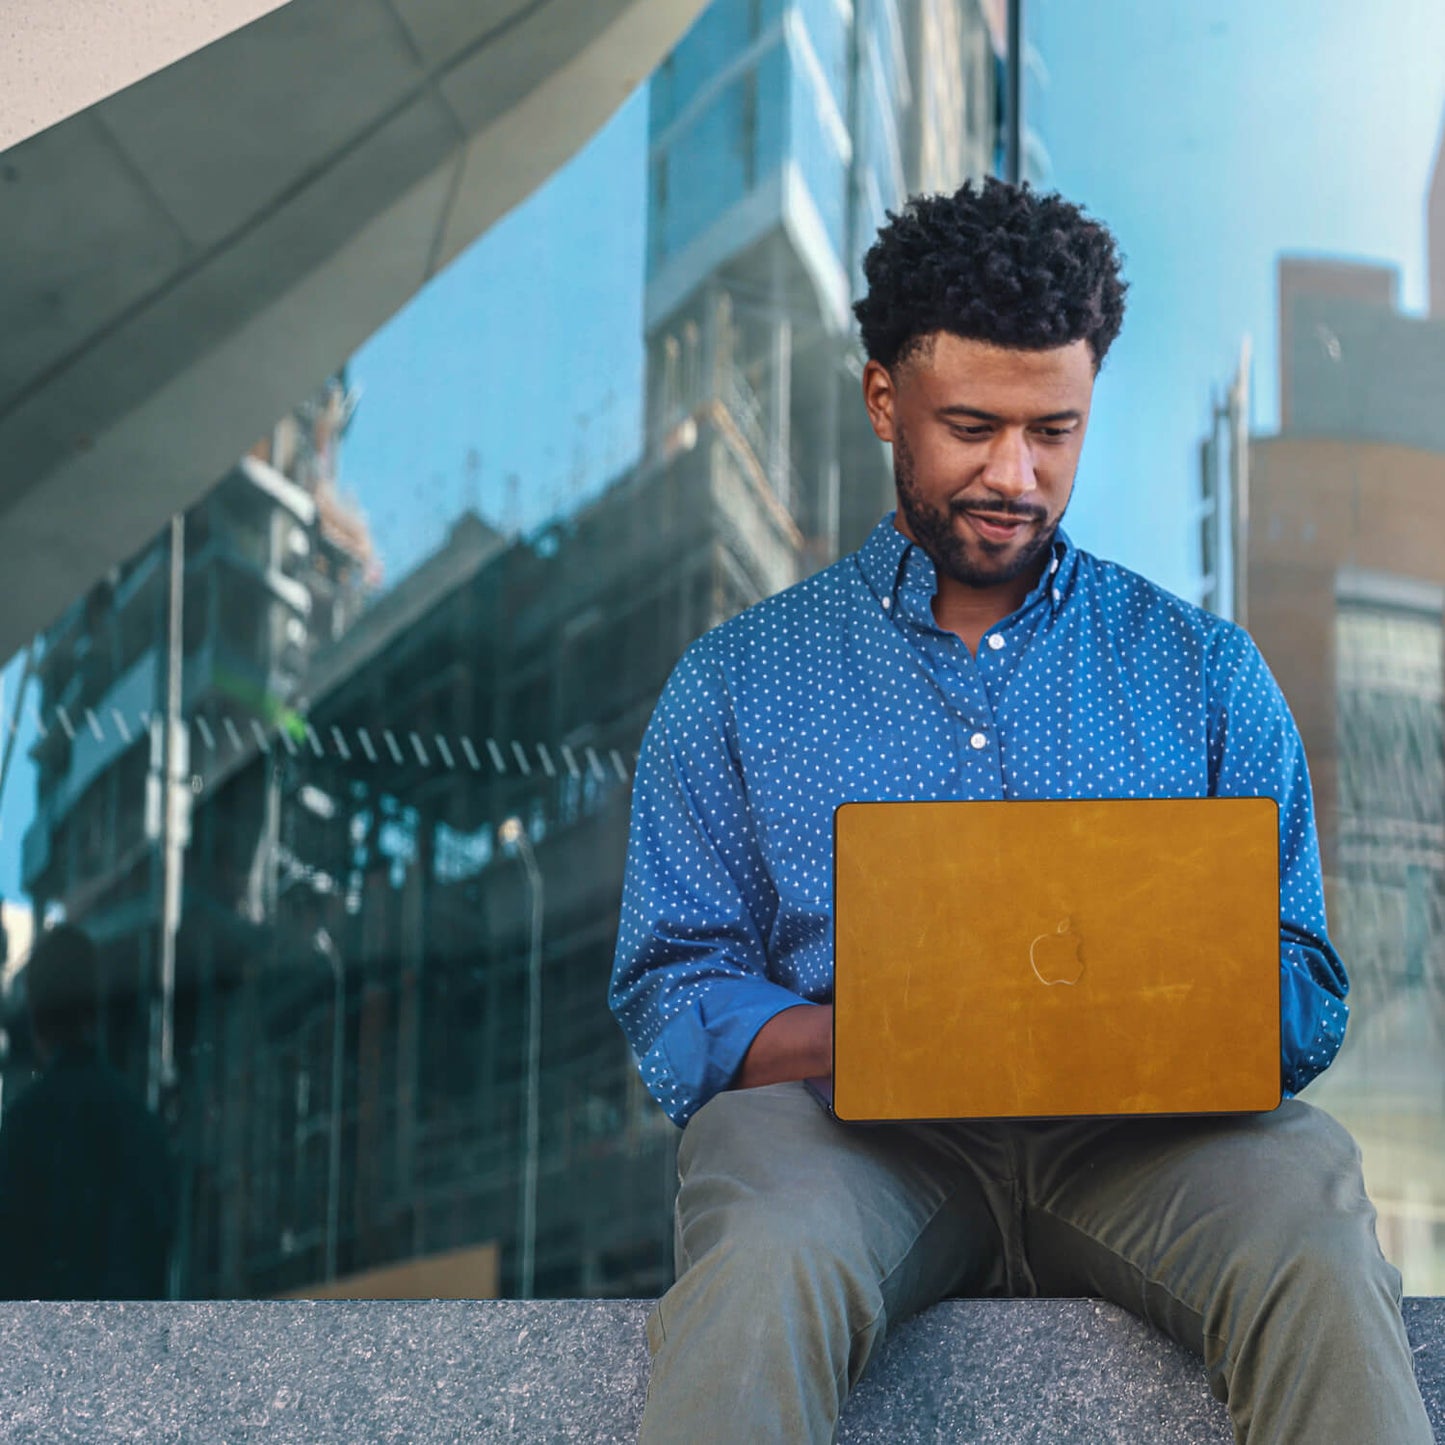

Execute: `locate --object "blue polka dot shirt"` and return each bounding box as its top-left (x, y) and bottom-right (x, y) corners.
top-left (610, 514), bottom-right (1349, 1127)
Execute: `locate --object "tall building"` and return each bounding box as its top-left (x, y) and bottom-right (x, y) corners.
top-left (7, 1), bottom-right (1010, 1301)
top-left (1277, 257), bottom-right (1398, 432)
top-left (1247, 427), bottom-right (1445, 1290)
top-left (215, 471), bottom-right (746, 1299)
top-left (645, 0), bottom-right (1003, 577)
top-left (197, 0), bottom-right (1005, 1300)
top-left (150, 447), bottom-right (825, 1299)
top-left (10, 379), bottom-right (375, 1130)
top-left (1213, 227), bottom-right (1445, 1288)
top-left (1277, 256), bottom-right (1445, 455)
top-left (1196, 338), bottom-right (1250, 621)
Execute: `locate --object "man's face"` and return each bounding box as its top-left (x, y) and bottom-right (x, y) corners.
top-left (862, 333), bottom-right (1096, 591)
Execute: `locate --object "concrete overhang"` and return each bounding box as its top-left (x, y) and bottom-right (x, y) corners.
top-left (0, 0), bottom-right (707, 663)
top-left (1, 1), bottom-right (296, 152)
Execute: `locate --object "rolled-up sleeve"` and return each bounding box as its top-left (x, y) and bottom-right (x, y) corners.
top-left (1208, 625), bottom-right (1349, 1095)
top-left (609, 643), bottom-right (811, 1126)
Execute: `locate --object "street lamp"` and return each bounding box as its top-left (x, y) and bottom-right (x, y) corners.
top-left (314, 926), bottom-right (345, 1284)
top-left (499, 815), bottom-right (543, 1300)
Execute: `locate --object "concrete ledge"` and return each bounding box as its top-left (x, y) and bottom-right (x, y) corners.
top-left (0, 1298), bottom-right (1438, 1441)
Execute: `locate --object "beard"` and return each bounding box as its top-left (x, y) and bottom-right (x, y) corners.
top-left (893, 424), bottom-right (1060, 589)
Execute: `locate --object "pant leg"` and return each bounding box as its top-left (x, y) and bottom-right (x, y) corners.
top-left (640, 1083), bottom-right (1008, 1445)
top-left (1016, 1100), bottom-right (1432, 1445)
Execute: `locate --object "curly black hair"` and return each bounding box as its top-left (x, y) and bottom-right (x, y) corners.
top-left (853, 178), bottom-right (1128, 372)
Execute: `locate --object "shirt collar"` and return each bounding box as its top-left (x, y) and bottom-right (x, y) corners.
top-left (854, 512), bottom-right (1077, 623)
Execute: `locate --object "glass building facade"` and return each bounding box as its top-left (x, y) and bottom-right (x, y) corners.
top-left (1203, 235), bottom-right (1445, 1290)
top-left (646, 0), bottom-right (1000, 579)
top-left (0, 0), bottom-right (1003, 1301)
top-left (5, 0), bottom-right (1445, 1321)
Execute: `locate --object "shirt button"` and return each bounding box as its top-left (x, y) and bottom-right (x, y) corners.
top-left (986, 634), bottom-right (1005, 651)
top-left (881, 597), bottom-right (892, 610)
top-left (1052, 588), bottom-right (1061, 603)
top-left (969, 732), bottom-right (988, 750)
top-left (1049, 557), bottom-right (1059, 576)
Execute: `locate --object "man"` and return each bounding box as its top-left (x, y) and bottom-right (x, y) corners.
top-left (0, 924), bottom-right (176, 1298)
top-left (609, 179), bottom-right (1431, 1443)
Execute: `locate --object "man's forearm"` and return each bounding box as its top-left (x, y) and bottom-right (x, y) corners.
top-left (732, 1003), bottom-right (833, 1090)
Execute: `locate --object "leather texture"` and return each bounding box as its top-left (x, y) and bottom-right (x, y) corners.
top-left (832, 797), bottom-right (1282, 1122)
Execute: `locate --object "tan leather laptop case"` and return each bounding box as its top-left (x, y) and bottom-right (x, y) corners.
top-left (831, 798), bottom-right (1282, 1122)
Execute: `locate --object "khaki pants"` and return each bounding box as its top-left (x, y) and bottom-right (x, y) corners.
top-left (640, 1084), bottom-right (1432, 1445)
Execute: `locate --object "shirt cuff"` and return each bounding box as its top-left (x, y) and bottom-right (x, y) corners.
top-left (1281, 969), bottom-right (1349, 1097)
top-left (642, 979), bottom-right (820, 1127)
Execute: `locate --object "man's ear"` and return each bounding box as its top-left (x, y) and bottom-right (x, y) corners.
top-left (861, 360), bottom-right (897, 444)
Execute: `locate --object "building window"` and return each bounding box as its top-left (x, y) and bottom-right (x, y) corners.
top-left (656, 55), bottom-right (675, 121)
top-left (741, 71), bottom-right (759, 190)
top-left (1334, 596), bottom-right (1444, 1005)
top-left (650, 154), bottom-right (670, 265)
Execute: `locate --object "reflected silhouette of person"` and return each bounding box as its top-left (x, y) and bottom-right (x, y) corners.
top-left (0, 925), bottom-right (176, 1299)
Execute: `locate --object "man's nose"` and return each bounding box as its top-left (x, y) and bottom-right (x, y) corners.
top-left (980, 429), bottom-right (1037, 499)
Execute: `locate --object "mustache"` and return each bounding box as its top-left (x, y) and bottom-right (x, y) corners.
top-left (950, 499), bottom-right (1047, 522)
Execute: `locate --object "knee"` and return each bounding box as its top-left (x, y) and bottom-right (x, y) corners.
top-left (648, 1197), bottom-right (884, 1441)
top-left (675, 1087), bottom-right (882, 1310)
top-left (683, 1195), bottom-right (879, 1312)
top-left (678, 1198), bottom-right (887, 1399)
top-left (1282, 1106), bottom-right (1375, 1243)
top-left (1237, 1107), bottom-right (1397, 1304)
top-left (670, 1086), bottom-right (889, 1367)
top-left (1269, 1204), bottom-right (1397, 1304)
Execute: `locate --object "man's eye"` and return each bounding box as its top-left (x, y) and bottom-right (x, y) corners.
top-left (1036, 428), bottom-right (1074, 440)
top-left (951, 426), bottom-right (991, 439)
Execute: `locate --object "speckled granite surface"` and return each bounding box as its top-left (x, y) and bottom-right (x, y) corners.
top-left (839, 1298), bottom-right (1232, 1444)
top-left (0, 1298), bottom-right (1436, 1442)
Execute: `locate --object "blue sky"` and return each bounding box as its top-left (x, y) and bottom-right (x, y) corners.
top-left (338, 89), bottom-right (651, 587)
top-left (3, 0), bottom-right (1444, 901)
top-left (335, 0), bottom-right (1445, 595)
top-left (1031, 0), bottom-right (1445, 588)
top-left (332, 0), bottom-right (1445, 598)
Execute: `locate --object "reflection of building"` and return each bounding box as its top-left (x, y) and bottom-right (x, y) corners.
top-left (0, 900), bottom-right (33, 996)
top-left (646, 0), bottom-right (1004, 578)
top-left (165, 1), bottom-right (1009, 1301)
top-left (1278, 257), bottom-right (1445, 455)
top-left (1249, 431), bottom-right (1445, 1291)
top-left (43, 431), bottom-right (818, 1299)
top-left (9, 3), bottom-right (1010, 1301)
top-left (236, 474), bottom-right (734, 1299)
top-left (1224, 208), bottom-right (1445, 1290)
top-left (1196, 338), bottom-right (1250, 621)
top-left (11, 379), bottom-right (374, 1115)
top-left (181, 448), bottom-right (826, 1299)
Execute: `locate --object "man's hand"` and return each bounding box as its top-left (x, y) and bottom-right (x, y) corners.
top-left (733, 1003), bottom-right (833, 1090)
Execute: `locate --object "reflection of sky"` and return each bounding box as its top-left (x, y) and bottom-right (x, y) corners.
top-left (337, 0), bottom-right (1445, 602)
top-left (1031, 0), bottom-right (1445, 595)
top-left (3, 3), bottom-right (1445, 901)
top-left (0, 652), bottom-right (37, 907)
top-left (339, 89), bottom-right (650, 589)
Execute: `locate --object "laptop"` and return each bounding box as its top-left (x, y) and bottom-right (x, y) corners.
top-left (816, 797), bottom-right (1282, 1123)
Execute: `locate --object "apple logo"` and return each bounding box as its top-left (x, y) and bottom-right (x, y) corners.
top-left (1030, 918), bottom-right (1085, 987)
